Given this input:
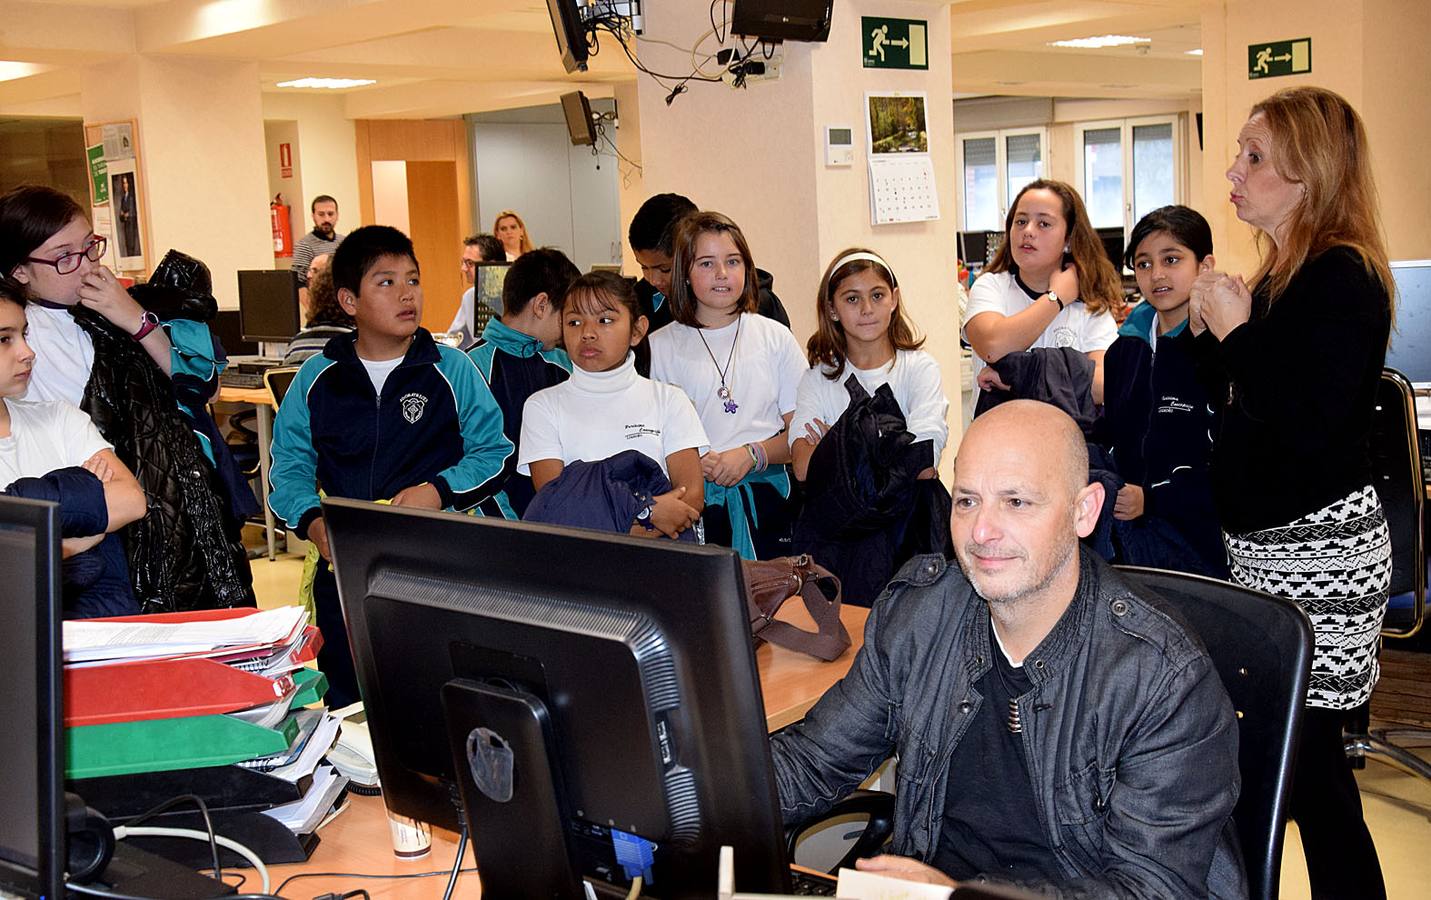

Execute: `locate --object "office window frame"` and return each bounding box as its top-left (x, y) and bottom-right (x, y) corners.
top-left (1073, 115), bottom-right (1185, 240)
top-left (954, 126), bottom-right (1049, 232)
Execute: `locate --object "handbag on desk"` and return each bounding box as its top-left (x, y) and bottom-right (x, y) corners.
top-left (742, 555), bottom-right (852, 662)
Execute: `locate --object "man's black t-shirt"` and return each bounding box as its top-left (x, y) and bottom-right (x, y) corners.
top-left (931, 621), bottom-right (1061, 883)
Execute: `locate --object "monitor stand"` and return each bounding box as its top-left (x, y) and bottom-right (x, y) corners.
top-left (442, 678), bottom-right (585, 898)
top-left (93, 843), bottom-right (236, 898)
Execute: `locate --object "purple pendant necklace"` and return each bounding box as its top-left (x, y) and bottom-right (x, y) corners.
top-left (697, 315), bottom-right (742, 414)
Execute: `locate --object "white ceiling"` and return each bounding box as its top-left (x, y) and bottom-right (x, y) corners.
top-left (0, 0), bottom-right (1204, 118)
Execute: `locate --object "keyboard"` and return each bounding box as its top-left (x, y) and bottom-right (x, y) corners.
top-left (219, 370), bottom-right (266, 389)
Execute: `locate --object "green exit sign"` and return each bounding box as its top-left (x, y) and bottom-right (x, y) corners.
top-left (862, 17), bottom-right (928, 70)
top-left (1248, 38), bottom-right (1311, 79)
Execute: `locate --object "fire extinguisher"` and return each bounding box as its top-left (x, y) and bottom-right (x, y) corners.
top-left (271, 194), bottom-right (294, 257)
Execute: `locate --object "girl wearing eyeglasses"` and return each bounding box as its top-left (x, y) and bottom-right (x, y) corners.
top-left (0, 185), bottom-right (253, 613)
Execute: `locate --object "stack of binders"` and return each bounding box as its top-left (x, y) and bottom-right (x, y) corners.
top-left (63, 606), bottom-right (349, 863)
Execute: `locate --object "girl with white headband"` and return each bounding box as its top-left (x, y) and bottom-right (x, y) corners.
top-left (650, 211), bottom-right (805, 560)
top-left (790, 248), bottom-right (948, 482)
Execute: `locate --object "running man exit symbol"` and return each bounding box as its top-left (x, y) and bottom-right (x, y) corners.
top-left (1248, 38), bottom-right (1311, 79)
top-left (863, 17), bottom-right (928, 70)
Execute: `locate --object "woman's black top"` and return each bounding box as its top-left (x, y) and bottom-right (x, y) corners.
top-left (1192, 246), bottom-right (1391, 535)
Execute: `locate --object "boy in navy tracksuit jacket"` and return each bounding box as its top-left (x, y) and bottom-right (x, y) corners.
top-left (466, 248), bottom-right (580, 518)
top-left (269, 225), bottom-right (512, 706)
top-left (1095, 206), bottom-right (1226, 578)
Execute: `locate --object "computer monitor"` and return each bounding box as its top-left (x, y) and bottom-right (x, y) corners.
top-left (323, 499), bottom-right (792, 897)
top-left (1096, 227), bottom-right (1127, 273)
top-left (237, 269), bottom-right (301, 344)
top-left (209, 308), bottom-right (260, 359)
top-left (1387, 260), bottom-right (1431, 385)
top-left (546, 0), bottom-right (590, 73)
top-left (472, 261), bottom-right (511, 338)
top-left (0, 497), bottom-right (64, 900)
top-left (561, 90), bottom-right (597, 146)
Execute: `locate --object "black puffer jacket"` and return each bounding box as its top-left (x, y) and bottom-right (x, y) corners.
top-left (74, 306), bottom-right (252, 612)
top-left (792, 375), bottom-right (952, 606)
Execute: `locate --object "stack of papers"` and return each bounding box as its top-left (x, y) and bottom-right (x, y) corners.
top-left (64, 606), bottom-right (308, 664)
top-left (62, 606), bottom-right (328, 780)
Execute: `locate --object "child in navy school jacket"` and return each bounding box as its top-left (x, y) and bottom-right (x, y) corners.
top-left (1096, 206), bottom-right (1227, 578)
top-left (467, 248), bottom-right (580, 518)
top-left (268, 225), bottom-right (512, 706)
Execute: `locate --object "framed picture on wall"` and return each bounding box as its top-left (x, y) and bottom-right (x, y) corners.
top-left (107, 159), bottom-right (144, 270)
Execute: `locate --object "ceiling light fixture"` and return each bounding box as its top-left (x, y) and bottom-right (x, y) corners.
top-left (275, 77), bottom-right (377, 90)
top-left (1048, 35), bottom-right (1151, 49)
top-left (1186, 48), bottom-right (1205, 56)
top-left (0, 61), bottom-right (47, 82)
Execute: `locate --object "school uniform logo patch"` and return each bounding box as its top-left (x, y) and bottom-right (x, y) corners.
top-left (400, 392), bottom-right (428, 424)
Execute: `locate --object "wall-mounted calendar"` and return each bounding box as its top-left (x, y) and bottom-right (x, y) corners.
top-left (865, 91), bottom-right (940, 226)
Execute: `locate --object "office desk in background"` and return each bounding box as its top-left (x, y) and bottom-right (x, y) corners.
top-left (216, 385), bottom-right (279, 560)
top-left (268, 603), bottom-right (871, 896)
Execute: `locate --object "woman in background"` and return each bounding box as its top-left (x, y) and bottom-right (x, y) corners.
top-left (493, 210), bottom-right (534, 261)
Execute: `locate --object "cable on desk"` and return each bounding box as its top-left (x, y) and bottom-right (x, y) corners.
top-left (113, 826), bottom-right (271, 894)
top-left (272, 866), bottom-right (479, 897)
top-left (440, 826), bottom-right (468, 900)
top-left (67, 884), bottom-right (282, 900)
top-left (123, 792), bottom-right (222, 884)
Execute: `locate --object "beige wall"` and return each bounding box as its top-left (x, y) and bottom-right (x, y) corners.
top-left (811, 1), bottom-right (960, 457)
top-left (1200, 0), bottom-right (1431, 273)
top-left (613, 80), bottom-right (646, 276)
top-left (260, 92), bottom-right (361, 232)
top-left (634, 3), bottom-right (821, 335)
top-left (263, 119), bottom-right (303, 268)
top-left (1362, 0), bottom-right (1431, 263)
top-left (83, 56), bottom-right (273, 310)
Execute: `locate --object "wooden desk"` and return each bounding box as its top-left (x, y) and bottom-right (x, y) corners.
top-left (266, 603), bottom-right (869, 897)
top-left (216, 385), bottom-right (279, 560)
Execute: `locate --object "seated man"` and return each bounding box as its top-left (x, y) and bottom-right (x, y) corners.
top-left (771, 399), bottom-right (1246, 897)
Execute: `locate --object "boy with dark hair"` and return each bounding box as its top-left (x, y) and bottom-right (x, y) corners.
top-left (628, 192), bottom-right (790, 334)
top-left (270, 224), bottom-right (513, 706)
top-left (467, 247), bottom-right (581, 517)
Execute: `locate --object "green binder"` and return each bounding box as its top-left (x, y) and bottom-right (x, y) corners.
top-left (65, 668), bottom-right (331, 779)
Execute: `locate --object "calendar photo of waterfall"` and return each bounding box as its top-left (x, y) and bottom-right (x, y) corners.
top-left (867, 93), bottom-right (928, 154)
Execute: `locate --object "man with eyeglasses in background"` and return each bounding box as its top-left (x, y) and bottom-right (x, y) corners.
top-left (448, 233), bottom-right (505, 347)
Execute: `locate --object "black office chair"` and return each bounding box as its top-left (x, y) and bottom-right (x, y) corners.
top-left (264, 366), bottom-right (299, 409)
top-left (1116, 566), bottom-right (1312, 900)
top-left (789, 569), bottom-right (1311, 900)
top-left (1344, 368), bottom-right (1431, 779)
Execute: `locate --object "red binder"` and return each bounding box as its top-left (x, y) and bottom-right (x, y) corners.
top-left (65, 657), bottom-right (298, 727)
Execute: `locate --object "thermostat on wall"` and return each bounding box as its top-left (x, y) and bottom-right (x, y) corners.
top-left (825, 126), bottom-right (854, 166)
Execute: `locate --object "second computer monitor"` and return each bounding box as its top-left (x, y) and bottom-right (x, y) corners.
top-left (237, 269), bottom-right (301, 344)
top-left (324, 499), bottom-right (793, 897)
top-left (0, 497), bottom-right (64, 900)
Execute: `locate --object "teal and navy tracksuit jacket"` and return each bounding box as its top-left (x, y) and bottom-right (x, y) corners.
top-left (467, 317), bottom-right (571, 518)
top-left (268, 328), bottom-right (514, 538)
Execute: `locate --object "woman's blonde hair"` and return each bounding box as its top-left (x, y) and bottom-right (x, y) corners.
top-left (984, 179), bottom-right (1121, 316)
top-left (1246, 87), bottom-right (1394, 317)
top-left (492, 209), bottom-right (534, 256)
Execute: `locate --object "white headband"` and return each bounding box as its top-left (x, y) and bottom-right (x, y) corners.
top-left (830, 251), bottom-right (893, 279)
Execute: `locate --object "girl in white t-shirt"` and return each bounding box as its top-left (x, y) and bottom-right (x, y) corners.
top-left (790, 248), bottom-right (949, 481)
top-left (651, 211), bottom-right (805, 560)
top-left (519, 271), bottom-right (706, 539)
top-left (962, 179), bottom-right (1122, 404)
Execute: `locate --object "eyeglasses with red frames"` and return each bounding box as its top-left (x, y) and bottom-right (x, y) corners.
top-left (25, 236), bottom-right (108, 276)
